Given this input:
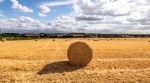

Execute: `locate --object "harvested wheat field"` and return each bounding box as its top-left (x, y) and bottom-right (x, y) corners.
top-left (0, 38), bottom-right (150, 82)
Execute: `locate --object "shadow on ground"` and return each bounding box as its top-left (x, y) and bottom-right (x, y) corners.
top-left (37, 61), bottom-right (84, 75)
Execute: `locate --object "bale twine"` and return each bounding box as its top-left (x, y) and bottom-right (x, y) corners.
top-left (1, 39), bottom-right (6, 42)
top-left (67, 41), bottom-right (93, 66)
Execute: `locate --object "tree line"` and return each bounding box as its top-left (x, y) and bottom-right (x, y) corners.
top-left (0, 33), bottom-right (150, 40)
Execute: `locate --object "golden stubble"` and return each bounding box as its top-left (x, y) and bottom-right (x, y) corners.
top-left (0, 38), bottom-right (150, 82)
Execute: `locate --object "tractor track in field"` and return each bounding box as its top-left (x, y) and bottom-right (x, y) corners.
top-left (53, 42), bottom-right (65, 56)
top-left (28, 42), bottom-right (51, 56)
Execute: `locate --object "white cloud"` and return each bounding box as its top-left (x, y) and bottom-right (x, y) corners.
top-left (0, 16), bottom-right (70, 32)
top-left (0, 0), bottom-right (4, 20)
top-left (0, 14), bottom-right (5, 17)
top-left (0, 0), bottom-right (4, 3)
top-left (0, 14), bottom-right (150, 33)
top-left (41, 0), bottom-right (74, 7)
top-left (1, 0), bottom-right (150, 34)
top-left (10, 0), bottom-right (33, 13)
top-left (74, 0), bottom-right (130, 16)
top-left (47, 15), bottom-right (80, 32)
top-left (69, 0), bottom-right (150, 33)
top-left (18, 16), bottom-right (36, 23)
top-left (38, 13), bottom-right (47, 17)
top-left (38, 5), bottom-right (50, 13)
top-left (0, 10), bottom-right (5, 17)
top-left (0, 10), bottom-right (3, 13)
top-left (0, 16), bottom-right (43, 31)
top-left (55, 15), bottom-right (75, 22)
top-left (38, 0), bottom-right (74, 16)
top-left (76, 15), bottom-right (103, 21)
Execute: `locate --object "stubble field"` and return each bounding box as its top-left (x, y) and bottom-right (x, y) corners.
top-left (0, 38), bottom-right (150, 82)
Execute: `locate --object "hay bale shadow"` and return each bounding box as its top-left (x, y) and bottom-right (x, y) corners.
top-left (37, 61), bottom-right (84, 75)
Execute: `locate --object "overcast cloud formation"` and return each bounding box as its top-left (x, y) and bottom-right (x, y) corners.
top-left (0, 0), bottom-right (150, 34)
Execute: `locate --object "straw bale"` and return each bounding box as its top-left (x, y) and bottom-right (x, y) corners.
top-left (67, 41), bottom-right (93, 66)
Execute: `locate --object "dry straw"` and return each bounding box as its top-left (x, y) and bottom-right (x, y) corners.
top-left (67, 41), bottom-right (93, 66)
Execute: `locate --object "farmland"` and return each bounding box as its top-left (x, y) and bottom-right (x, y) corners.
top-left (0, 38), bottom-right (150, 82)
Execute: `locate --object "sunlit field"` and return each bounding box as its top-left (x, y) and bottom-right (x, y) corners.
top-left (0, 38), bottom-right (150, 82)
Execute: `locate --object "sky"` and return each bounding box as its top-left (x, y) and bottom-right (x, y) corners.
top-left (0, 0), bottom-right (150, 34)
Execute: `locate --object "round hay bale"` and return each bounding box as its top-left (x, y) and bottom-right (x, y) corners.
top-left (1, 39), bottom-right (6, 42)
top-left (67, 41), bottom-right (93, 66)
top-left (93, 40), bottom-right (99, 41)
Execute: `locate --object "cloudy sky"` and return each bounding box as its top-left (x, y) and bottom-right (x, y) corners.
top-left (0, 0), bottom-right (150, 34)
